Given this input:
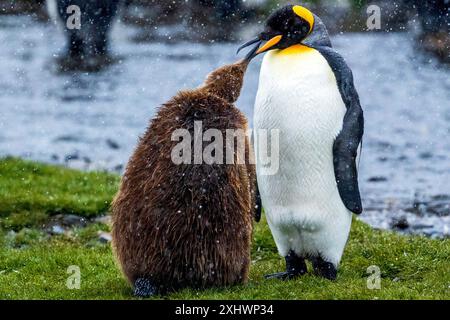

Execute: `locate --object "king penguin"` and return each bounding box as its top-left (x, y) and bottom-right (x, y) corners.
top-left (238, 4), bottom-right (364, 280)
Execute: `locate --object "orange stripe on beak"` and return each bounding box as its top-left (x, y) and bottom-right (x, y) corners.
top-left (256, 35), bottom-right (283, 55)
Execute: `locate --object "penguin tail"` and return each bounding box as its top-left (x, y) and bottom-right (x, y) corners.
top-left (134, 278), bottom-right (157, 298)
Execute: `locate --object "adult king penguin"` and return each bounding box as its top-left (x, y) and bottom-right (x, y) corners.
top-left (238, 4), bottom-right (364, 280)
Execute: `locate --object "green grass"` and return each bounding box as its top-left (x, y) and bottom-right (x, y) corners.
top-left (0, 156), bottom-right (119, 230)
top-left (0, 157), bottom-right (449, 299)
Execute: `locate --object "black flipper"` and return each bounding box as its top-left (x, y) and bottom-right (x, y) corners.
top-left (255, 183), bottom-right (262, 222)
top-left (313, 45), bottom-right (364, 214)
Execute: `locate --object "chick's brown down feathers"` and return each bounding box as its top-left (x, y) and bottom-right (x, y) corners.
top-left (111, 60), bottom-right (257, 293)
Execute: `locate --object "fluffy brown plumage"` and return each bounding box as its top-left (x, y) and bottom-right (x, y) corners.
top-left (111, 60), bottom-right (257, 296)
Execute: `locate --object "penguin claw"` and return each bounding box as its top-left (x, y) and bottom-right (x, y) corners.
top-left (264, 272), bottom-right (299, 280)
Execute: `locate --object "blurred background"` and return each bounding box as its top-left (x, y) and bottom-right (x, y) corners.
top-left (0, 0), bottom-right (449, 237)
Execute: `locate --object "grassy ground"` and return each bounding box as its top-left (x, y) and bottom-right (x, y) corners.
top-left (0, 157), bottom-right (449, 299)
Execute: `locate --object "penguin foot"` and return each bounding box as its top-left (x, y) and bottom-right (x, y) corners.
top-left (265, 251), bottom-right (307, 280)
top-left (134, 278), bottom-right (157, 298)
top-left (285, 250), bottom-right (307, 275)
top-left (312, 257), bottom-right (337, 280)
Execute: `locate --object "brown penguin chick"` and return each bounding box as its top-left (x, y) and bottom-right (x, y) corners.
top-left (111, 59), bottom-right (259, 297)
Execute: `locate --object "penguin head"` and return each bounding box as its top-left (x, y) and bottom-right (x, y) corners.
top-left (238, 4), bottom-right (315, 60)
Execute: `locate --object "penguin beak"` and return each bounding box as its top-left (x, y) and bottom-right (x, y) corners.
top-left (237, 37), bottom-right (262, 62)
top-left (237, 34), bottom-right (283, 62)
top-left (255, 35), bottom-right (283, 55)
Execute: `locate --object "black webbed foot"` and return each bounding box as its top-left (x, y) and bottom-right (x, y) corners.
top-left (312, 256), bottom-right (337, 280)
top-left (265, 250), bottom-right (307, 280)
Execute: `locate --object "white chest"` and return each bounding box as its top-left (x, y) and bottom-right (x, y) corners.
top-left (254, 45), bottom-right (347, 210)
top-left (254, 45), bottom-right (346, 141)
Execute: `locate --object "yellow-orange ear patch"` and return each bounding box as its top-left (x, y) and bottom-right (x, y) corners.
top-left (293, 5), bottom-right (315, 33)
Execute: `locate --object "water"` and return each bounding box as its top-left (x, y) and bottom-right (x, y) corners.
top-left (0, 16), bottom-right (449, 237)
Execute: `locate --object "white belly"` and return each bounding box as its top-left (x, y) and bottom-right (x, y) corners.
top-left (254, 46), bottom-right (351, 263)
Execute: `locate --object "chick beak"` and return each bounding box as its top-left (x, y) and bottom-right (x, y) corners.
top-left (237, 35), bottom-right (283, 62)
